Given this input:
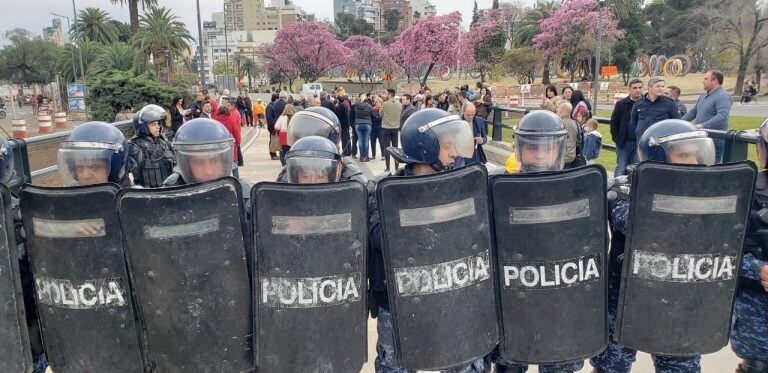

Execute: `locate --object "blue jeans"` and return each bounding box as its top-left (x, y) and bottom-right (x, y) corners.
top-left (356, 123), bottom-right (372, 160)
top-left (714, 138), bottom-right (725, 164)
top-left (614, 140), bottom-right (637, 176)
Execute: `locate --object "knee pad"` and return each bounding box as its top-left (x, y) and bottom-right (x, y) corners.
top-left (738, 359), bottom-right (768, 373)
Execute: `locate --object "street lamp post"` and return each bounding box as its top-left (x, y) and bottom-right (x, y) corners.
top-left (593, 0), bottom-right (605, 116)
top-left (70, 0), bottom-right (89, 120)
top-left (223, 3), bottom-right (232, 92)
top-left (195, 0), bottom-right (207, 89)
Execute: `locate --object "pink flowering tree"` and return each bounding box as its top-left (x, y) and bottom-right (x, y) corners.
top-left (260, 22), bottom-right (351, 87)
top-left (258, 42), bottom-right (300, 91)
top-left (388, 12), bottom-right (474, 87)
top-left (533, 0), bottom-right (624, 81)
top-left (343, 35), bottom-right (394, 84)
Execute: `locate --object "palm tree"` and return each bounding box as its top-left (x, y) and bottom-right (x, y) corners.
top-left (110, 0), bottom-right (157, 33)
top-left (132, 6), bottom-right (193, 84)
top-left (240, 57), bottom-right (260, 91)
top-left (56, 38), bottom-right (105, 82)
top-left (90, 42), bottom-right (135, 75)
top-left (72, 7), bottom-right (119, 44)
top-left (513, 1), bottom-right (558, 84)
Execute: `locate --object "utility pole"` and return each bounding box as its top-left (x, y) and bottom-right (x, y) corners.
top-left (71, 0), bottom-right (88, 120)
top-left (223, 2), bottom-right (232, 92)
top-left (196, 0), bottom-right (207, 89)
top-left (592, 0), bottom-right (605, 116)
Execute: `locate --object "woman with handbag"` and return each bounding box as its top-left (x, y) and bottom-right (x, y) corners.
top-left (275, 104), bottom-right (296, 166)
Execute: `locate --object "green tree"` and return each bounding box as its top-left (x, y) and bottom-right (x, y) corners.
top-left (132, 6), bottom-right (193, 84)
top-left (474, 26), bottom-right (508, 82)
top-left (608, 0), bottom-right (650, 84)
top-left (111, 20), bottom-right (133, 42)
top-left (110, 0), bottom-right (158, 33)
top-left (513, 1), bottom-right (558, 84)
top-left (384, 9), bottom-right (402, 33)
top-left (472, 1), bottom-right (480, 25)
top-left (493, 0), bottom-right (500, 9)
top-left (240, 57), bottom-right (260, 91)
top-left (90, 42), bottom-right (135, 75)
top-left (87, 70), bottom-right (184, 122)
top-left (212, 60), bottom-right (236, 76)
top-left (72, 7), bottom-right (119, 44)
top-left (56, 38), bottom-right (105, 82)
top-left (497, 46), bottom-right (539, 84)
top-left (644, 0), bottom-right (709, 55)
top-left (334, 12), bottom-right (375, 39)
top-left (1, 29), bottom-right (60, 84)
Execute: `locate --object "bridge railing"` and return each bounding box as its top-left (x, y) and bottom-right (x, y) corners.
top-left (490, 106), bottom-right (757, 163)
top-left (6, 119), bottom-right (133, 193)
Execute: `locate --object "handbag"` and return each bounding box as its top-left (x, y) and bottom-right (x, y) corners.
top-left (237, 145), bottom-right (244, 166)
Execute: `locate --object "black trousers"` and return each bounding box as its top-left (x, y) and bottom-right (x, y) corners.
top-left (380, 128), bottom-right (399, 170)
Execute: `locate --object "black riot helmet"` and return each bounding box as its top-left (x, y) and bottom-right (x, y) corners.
top-left (133, 104), bottom-right (167, 137)
top-left (58, 121), bottom-right (129, 186)
top-left (173, 118), bottom-right (234, 183)
top-left (389, 108), bottom-right (474, 171)
top-left (285, 136), bottom-right (342, 184)
top-left (0, 136), bottom-right (15, 184)
top-left (638, 119), bottom-right (715, 165)
top-left (514, 110), bottom-right (567, 173)
top-left (757, 118), bottom-right (768, 168)
top-left (286, 106), bottom-right (341, 146)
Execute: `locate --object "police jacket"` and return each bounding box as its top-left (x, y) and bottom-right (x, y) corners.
top-left (740, 171), bottom-right (768, 293)
top-left (128, 135), bottom-right (175, 188)
top-left (610, 96), bottom-right (639, 148)
top-left (629, 94), bottom-right (681, 140)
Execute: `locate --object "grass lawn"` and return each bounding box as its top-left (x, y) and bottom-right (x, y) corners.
top-left (489, 109), bottom-right (762, 172)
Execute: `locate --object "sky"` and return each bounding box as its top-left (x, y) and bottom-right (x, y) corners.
top-left (0, 0), bottom-right (539, 45)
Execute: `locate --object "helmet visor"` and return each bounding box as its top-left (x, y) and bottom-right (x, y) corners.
top-left (428, 118), bottom-right (475, 160)
top-left (514, 134), bottom-right (566, 173)
top-left (176, 141), bottom-right (234, 183)
top-left (57, 147), bottom-right (113, 186)
top-left (659, 137), bottom-right (716, 166)
top-left (286, 157), bottom-right (340, 184)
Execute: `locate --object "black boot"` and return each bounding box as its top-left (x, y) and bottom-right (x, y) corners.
top-left (495, 365), bottom-right (525, 373)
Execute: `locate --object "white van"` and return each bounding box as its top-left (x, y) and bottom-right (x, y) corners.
top-left (300, 83), bottom-right (323, 97)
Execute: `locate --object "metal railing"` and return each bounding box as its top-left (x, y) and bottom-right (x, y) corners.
top-left (6, 119), bottom-right (133, 193)
top-left (490, 106), bottom-right (757, 163)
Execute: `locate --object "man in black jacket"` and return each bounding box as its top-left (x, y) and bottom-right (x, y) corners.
top-left (610, 79), bottom-right (644, 176)
top-left (628, 76), bottom-right (680, 142)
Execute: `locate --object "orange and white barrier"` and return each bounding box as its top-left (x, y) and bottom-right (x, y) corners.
top-left (509, 95), bottom-right (520, 108)
top-left (12, 119), bottom-right (27, 138)
top-left (37, 115), bottom-right (53, 134)
top-left (54, 112), bottom-right (67, 129)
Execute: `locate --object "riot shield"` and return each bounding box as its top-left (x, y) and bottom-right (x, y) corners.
top-left (490, 165), bottom-right (608, 364)
top-left (116, 177), bottom-right (252, 372)
top-left (19, 184), bottom-right (143, 372)
top-left (0, 184), bottom-right (32, 373)
top-left (616, 161), bottom-right (757, 355)
top-left (251, 181), bottom-right (368, 372)
top-left (376, 164), bottom-right (498, 370)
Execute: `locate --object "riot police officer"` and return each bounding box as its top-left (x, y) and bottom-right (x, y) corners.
top-left (493, 110), bottom-right (585, 373)
top-left (369, 109), bottom-right (487, 372)
top-left (128, 104), bottom-right (174, 188)
top-left (731, 118), bottom-right (768, 373)
top-left (163, 118), bottom-right (237, 186)
top-left (0, 136), bottom-right (47, 372)
top-left (283, 136), bottom-right (343, 184)
top-left (275, 106), bottom-right (368, 185)
top-left (58, 121), bottom-right (132, 188)
top-left (591, 119), bottom-right (711, 372)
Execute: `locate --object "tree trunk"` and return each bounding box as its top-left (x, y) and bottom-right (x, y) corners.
top-left (421, 63), bottom-right (435, 88)
top-left (735, 58), bottom-right (748, 96)
top-left (542, 57), bottom-right (551, 85)
top-left (129, 0), bottom-right (140, 34)
top-left (247, 72), bottom-right (252, 91)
